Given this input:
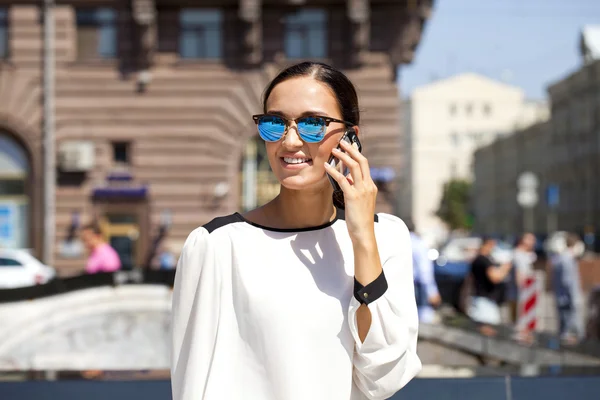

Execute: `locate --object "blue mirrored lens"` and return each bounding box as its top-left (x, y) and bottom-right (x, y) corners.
top-left (297, 117), bottom-right (325, 143)
top-left (257, 116), bottom-right (286, 142)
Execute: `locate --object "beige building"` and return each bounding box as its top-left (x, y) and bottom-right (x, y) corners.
top-left (472, 54), bottom-right (600, 242)
top-left (0, 0), bottom-right (434, 275)
top-left (399, 73), bottom-right (548, 244)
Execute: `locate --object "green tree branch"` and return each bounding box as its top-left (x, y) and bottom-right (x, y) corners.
top-left (436, 179), bottom-right (473, 230)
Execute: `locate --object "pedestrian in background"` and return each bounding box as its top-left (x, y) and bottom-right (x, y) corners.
top-left (506, 233), bottom-right (537, 324)
top-left (80, 223), bottom-right (121, 274)
top-left (467, 237), bottom-right (513, 326)
top-left (150, 243), bottom-right (177, 270)
top-left (551, 233), bottom-right (585, 344)
top-left (407, 220), bottom-right (441, 324)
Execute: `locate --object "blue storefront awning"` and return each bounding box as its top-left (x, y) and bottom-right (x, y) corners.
top-left (92, 171), bottom-right (148, 200)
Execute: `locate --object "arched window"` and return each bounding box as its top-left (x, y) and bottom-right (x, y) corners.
top-left (0, 133), bottom-right (30, 249)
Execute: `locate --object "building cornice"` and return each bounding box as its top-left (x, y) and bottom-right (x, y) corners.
top-left (395, 0), bottom-right (435, 65)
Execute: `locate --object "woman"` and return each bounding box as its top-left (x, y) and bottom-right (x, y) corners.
top-left (170, 62), bottom-right (421, 400)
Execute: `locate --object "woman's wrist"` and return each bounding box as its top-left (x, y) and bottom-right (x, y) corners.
top-left (349, 228), bottom-right (377, 249)
top-left (352, 231), bottom-right (382, 286)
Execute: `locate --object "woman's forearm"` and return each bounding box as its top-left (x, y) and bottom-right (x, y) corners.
top-left (353, 234), bottom-right (383, 342)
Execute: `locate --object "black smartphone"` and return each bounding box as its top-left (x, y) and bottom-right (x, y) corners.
top-left (326, 127), bottom-right (362, 193)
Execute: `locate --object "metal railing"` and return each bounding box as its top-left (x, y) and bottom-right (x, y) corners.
top-left (3, 270), bottom-right (600, 368)
top-left (1, 375), bottom-right (600, 400)
top-left (0, 270), bottom-right (175, 303)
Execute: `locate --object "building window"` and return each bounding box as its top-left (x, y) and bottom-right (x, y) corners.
top-left (450, 161), bottom-right (457, 178)
top-left (468, 132), bottom-right (485, 145)
top-left (179, 9), bottom-right (222, 59)
top-left (483, 103), bottom-right (492, 116)
top-left (0, 134), bottom-right (30, 249)
top-left (450, 132), bottom-right (460, 147)
top-left (112, 142), bottom-right (130, 164)
top-left (284, 9), bottom-right (328, 59)
top-left (76, 8), bottom-right (117, 60)
top-left (0, 8), bottom-right (7, 59)
top-left (0, 179), bottom-right (25, 195)
top-left (465, 103), bottom-right (473, 116)
top-left (449, 103), bottom-right (457, 116)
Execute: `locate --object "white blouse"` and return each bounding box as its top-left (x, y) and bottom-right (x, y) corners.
top-left (170, 209), bottom-right (421, 400)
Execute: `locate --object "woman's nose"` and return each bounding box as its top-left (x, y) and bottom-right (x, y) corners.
top-left (282, 123), bottom-right (303, 147)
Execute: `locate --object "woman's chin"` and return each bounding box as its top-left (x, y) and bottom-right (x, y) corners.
top-left (278, 174), bottom-right (329, 192)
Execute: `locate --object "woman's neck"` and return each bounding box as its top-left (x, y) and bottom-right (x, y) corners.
top-left (91, 240), bottom-right (104, 251)
top-left (264, 185), bottom-right (336, 229)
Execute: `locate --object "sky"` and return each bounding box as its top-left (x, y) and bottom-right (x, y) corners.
top-left (399, 0), bottom-right (600, 99)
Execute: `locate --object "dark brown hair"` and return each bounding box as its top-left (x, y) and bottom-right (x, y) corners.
top-left (81, 222), bottom-right (103, 236)
top-left (262, 61), bottom-right (360, 209)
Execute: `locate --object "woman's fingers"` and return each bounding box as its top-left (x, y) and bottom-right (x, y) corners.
top-left (330, 147), bottom-right (363, 185)
top-left (324, 161), bottom-right (353, 192)
top-left (339, 140), bottom-right (372, 181)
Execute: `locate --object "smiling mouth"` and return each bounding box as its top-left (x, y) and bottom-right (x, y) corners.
top-left (282, 157), bottom-right (312, 165)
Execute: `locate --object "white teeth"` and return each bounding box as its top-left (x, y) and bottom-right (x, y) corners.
top-left (283, 157), bottom-right (311, 164)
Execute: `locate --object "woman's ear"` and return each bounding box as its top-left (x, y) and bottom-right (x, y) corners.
top-left (353, 125), bottom-right (361, 137)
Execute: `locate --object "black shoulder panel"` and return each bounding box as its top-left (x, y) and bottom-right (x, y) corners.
top-left (203, 213), bottom-right (244, 234)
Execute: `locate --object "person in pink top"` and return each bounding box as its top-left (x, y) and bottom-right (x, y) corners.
top-left (81, 223), bottom-right (122, 274)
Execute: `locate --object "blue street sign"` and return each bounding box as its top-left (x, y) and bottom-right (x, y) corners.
top-left (546, 184), bottom-right (560, 208)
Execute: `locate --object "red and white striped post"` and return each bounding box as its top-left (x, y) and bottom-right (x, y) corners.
top-left (518, 274), bottom-right (539, 332)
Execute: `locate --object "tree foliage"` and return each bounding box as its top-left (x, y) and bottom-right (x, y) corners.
top-left (436, 179), bottom-right (473, 230)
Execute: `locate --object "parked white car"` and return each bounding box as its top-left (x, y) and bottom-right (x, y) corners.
top-left (0, 249), bottom-right (56, 289)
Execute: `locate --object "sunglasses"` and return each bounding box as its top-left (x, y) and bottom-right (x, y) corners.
top-left (252, 114), bottom-right (353, 143)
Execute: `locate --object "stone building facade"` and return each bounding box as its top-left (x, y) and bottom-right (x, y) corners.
top-left (0, 0), bottom-right (433, 275)
top-left (472, 58), bottom-right (600, 245)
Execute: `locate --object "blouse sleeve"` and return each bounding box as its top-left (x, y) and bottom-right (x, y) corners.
top-left (348, 214), bottom-right (422, 400)
top-left (170, 227), bottom-right (222, 400)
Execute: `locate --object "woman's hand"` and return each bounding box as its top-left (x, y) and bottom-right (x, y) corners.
top-left (325, 138), bottom-right (382, 326)
top-left (324, 139), bottom-right (378, 245)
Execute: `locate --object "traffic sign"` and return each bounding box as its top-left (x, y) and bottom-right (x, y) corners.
top-left (546, 184), bottom-right (559, 208)
top-left (517, 190), bottom-right (538, 208)
top-left (518, 172), bottom-right (539, 190)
